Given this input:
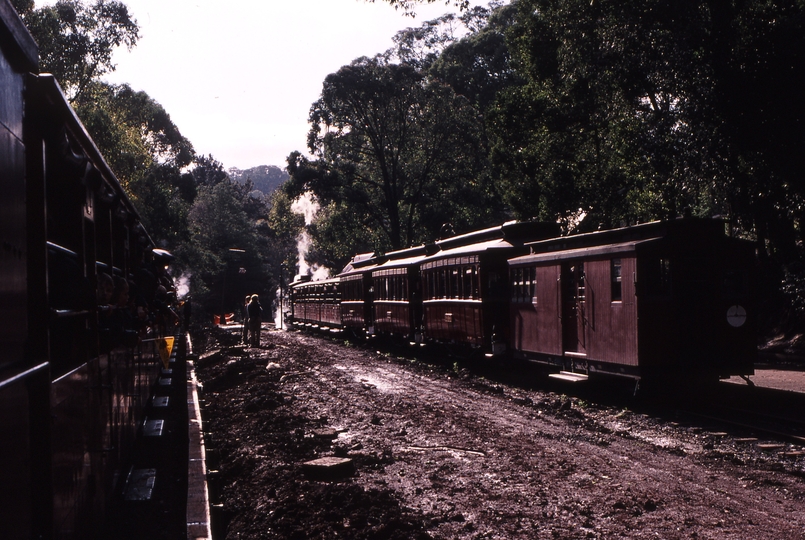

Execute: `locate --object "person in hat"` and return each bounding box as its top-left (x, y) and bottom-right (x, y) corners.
top-left (247, 294), bottom-right (263, 347)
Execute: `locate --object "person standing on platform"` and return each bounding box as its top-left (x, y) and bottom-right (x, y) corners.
top-left (247, 294), bottom-right (263, 348)
top-left (242, 295), bottom-right (251, 345)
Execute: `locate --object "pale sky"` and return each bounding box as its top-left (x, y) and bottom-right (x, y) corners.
top-left (87, 0), bottom-right (494, 171)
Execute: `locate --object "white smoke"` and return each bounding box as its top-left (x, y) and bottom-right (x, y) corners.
top-left (275, 286), bottom-right (283, 329)
top-left (290, 191), bottom-right (320, 224)
top-left (274, 193), bottom-right (331, 330)
top-left (290, 192), bottom-right (330, 281)
top-left (175, 272), bottom-right (191, 299)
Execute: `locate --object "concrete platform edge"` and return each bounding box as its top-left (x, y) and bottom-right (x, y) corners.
top-left (187, 350), bottom-right (211, 540)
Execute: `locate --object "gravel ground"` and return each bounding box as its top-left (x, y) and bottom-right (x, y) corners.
top-left (195, 327), bottom-right (805, 539)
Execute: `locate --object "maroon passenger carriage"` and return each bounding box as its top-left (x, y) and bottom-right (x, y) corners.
top-left (420, 221), bottom-right (559, 355)
top-left (338, 252), bottom-right (381, 336)
top-left (507, 218), bottom-right (757, 384)
top-left (289, 275), bottom-right (342, 331)
top-left (371, 244), bottom-right (436, 342)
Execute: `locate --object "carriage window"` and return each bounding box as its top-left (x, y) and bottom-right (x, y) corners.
top-left (510, 267), bottom-right (535, 303)
top-left (575, 264), bottom-right (586, 302)
top-left (511, 268), bottom-right (519, 301)
top-left (463, 267), bottom-right (472, 299)
top-left (611, 259), bottom-right (622, 302)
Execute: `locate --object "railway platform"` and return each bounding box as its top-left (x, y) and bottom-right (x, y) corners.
top-left (724, 364), bottom-right (805, 394)
top-left (101, 333), bottom-right (211, 540)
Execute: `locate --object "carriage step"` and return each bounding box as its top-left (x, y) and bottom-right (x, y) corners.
top-left (549, 371), bottom-right (589, 382)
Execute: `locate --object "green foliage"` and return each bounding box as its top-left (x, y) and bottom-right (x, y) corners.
top-left (428, 3), bottom-right (519, 112)
top-left (20, 0), bottom-right (139, 102)
top-left (266, 188), bottom-right (305, 269)
top-left (369, 0), bottom-right (470, 17)
top-left (183, 177), bottom-right (275, 314)
top-left (74, 81), bottom-right (194, 189)
top-left (73, 81), bottom-right (197, 251)
top-left (488, 0), bottom-right (805, 248)
top-left (286, 56), bottom-right (501, 253)
top-left (307, 201), bottom-right (383, 271)
top-left (128, 164), bottom-right (193, 248)
top-left (10, 0), bottom-right (34, 15)
top-left (385, 11), bottom-right (468, 69)
top-left (74, 82), bottom-right (152, 189)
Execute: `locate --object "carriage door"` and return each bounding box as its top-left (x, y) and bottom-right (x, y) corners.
top-left (562, 262), bottom-right (587, 355)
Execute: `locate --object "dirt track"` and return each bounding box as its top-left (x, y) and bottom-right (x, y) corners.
top-left (195, 327), bottom-right (805, 539)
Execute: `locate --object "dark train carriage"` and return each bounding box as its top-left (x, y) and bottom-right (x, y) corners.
top-left (372, 245), bottom-right (432, 341)
top-left (338, 252), bottom-right (381, 336)
top-left (1, 5), bottom-right (176, 538)
top-left (0, 6), bottom-right (42, 537)
top-left (33, 77), bottom-right (166, 539)
top-left (421, 221), bottom-right (559, 354)
top-left (290, 276), bottom-right (342, 330)
top-left (508, 219), bottom-right (756, 382)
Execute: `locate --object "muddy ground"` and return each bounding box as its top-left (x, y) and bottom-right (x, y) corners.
top-left (194, 327), bottom-right (805, 539)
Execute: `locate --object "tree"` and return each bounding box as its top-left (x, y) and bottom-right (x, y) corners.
top-left (428, 3), bottom-right (518, 113)
top-left (18, 0), bottom-right (139, 102)
top-left (70, 81), bottom-right (197, 252)
top-left (369, 0), bottom-right (470, 17)
top-left (489, 0), bottom-right (805, 246)
top-left (484, 0), bottom-right (725, 230)
top-left (75, 81), bottom-right (195, 187)
top-left (384, 11), bottom-right (469, 70)
top-left (286, 56), bottom-right (498, 257)
top-left (191, 154), bottom-right (231, 188)
top-left (183, 179), bottom-right (277, 315)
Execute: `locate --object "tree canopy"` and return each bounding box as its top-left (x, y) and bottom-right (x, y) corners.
top-left (368, 0), bottom-right (470, 17)
top-left (489, 0), bottom-right (805, 255)
top-left (15, 0), bottom-right (139, 102)
top-left (285, 56), bottom-right (502, 254)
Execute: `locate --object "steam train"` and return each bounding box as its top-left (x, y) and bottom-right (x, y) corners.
top-left (290, 217), bottom-right (757, 385)
top-left (1, 5), bottom-right (178, 538)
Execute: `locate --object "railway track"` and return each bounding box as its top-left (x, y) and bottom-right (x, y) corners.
top-left (673, 381), bottom-right (805, 446)
top-left (678, 403), bottom-right (805, 446)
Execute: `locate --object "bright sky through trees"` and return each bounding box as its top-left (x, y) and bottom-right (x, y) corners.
top-left (67, 0), bottom-right (495, 170)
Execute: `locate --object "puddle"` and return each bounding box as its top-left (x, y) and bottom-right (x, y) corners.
top-left (334, 365), bottom-right (399, 393)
